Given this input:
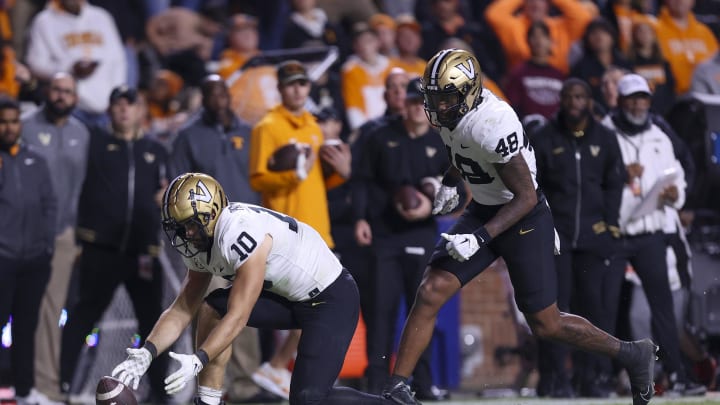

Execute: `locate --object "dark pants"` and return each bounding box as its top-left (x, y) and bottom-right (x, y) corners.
top-left (621, 233), bottom-right (684, 377)
top-left (566, 246), bottom-right (625, 386)
top-left (365, 228), bottom-right (437, 393)
top-left (0, 255), bottom-right (51, 396)
top-left (59, 243), bottom-right (168, 399)
top-left (206, 270), bottom-right (387, 405)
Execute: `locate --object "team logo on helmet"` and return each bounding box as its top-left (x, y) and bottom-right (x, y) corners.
top-left (422, 49), bottom-right (484, 128)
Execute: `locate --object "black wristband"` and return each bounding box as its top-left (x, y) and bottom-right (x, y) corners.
top-left (143, 341), bottom-right (158, 359)
top-left (195, 349), bottom-right (210, 367)
top-left (473, 226), bottom-right (492, 244)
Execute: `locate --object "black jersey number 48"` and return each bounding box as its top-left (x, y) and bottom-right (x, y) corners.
top-left (495, 131), bottom-right (532, 158)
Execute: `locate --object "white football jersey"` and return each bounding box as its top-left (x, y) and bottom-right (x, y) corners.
top-left (182, 203), bottom-right (342, 302)
top-left (439, 89), bottom-right (538, 205)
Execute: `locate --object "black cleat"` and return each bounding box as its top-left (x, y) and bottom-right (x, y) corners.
top-left (383, 380), bottom-right (422, 405)
top-left (624, 339), bottom-right (659, 405)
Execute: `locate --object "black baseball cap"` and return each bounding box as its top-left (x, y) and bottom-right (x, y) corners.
top-left (276, 60), bottom-right (309, 86)
top-left (109, 85), bottom-right (138, 104)
top-left (406, 77), bottom-right (424, 101)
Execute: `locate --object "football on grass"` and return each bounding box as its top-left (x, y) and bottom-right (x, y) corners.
top-left (267, 143), bottom-right (312, 172)
top-left (95, 376), bottom-right (137, 405)
top-left (394, 185), bottom-right (422, 211)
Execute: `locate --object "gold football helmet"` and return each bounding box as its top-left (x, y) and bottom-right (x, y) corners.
top-left (422, 48), bottom-right (483, 128)
top-left (161, 173), bottom-right (228, 257)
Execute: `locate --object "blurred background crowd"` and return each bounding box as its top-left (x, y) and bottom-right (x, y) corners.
top-left (0, 0), bottom-right (719, 404)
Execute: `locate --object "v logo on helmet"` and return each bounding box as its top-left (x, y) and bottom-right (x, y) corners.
top-left (455, 59), bottom-right (475, 80)
top-left (189, 180), bottom-right (212, 203)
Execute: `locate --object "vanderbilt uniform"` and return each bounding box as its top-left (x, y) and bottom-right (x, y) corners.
top-left (183, 202), bottom-right (342, 301)
top-left (193, 203), bottom-right (371, 402)
top-left (429, 89), bottom-right (559, 314)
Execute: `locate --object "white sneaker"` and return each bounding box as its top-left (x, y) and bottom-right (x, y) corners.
top-left (252, 362), bottom-right (291, 400)
top-left (16, 388), bottom-right (65, 405)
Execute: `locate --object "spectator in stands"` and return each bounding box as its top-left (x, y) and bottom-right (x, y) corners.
top-left (391, 14), bottom-right (426, 77)
top-left (59, 86), bottom-right (169, 403)
top-left (504, 20), bottom-right (566, 120)
top-left (486, 0), bottom-right (596, 74)
top-left (626, 19), bottom-right (676, 115)
top-left (86, 0), bottom-right (151, 86)
top-left (249, 60), bottom-right (351, 399)
top-left (147, 69), bottom-right (183, 121)
top-left (690, 51), bottom-right (720, 94)
top-left (25, 0), bottom-right (126, 127)
top-left (654, 0), bottom-right (718, 95)
top-left (0, 41), bottom-right (32, 100)
top-left (421, 0), bottom-right (503, 81)
top-left (571, 18), bottom-right (633, 106)
top-left (316, 0), bottom-right (379, 26)
top-left (352, 77), bottom-right (450, 400)
top-left (370, 13), bottom-right (398, 57)
top-left (601, 74), bottom-right (704, 397)
top-left (217, 14), bottom-right (260, 81)
top-left (533, 78), bottom-right (626, 398)
top-left (439, 37), bottom-right (508, 101)
top-left (341, 22), bottom-right (393, 131)
top-left (599, 65), bottom-right (630, 114)
top-left (21, 73), bottom-right (89, 405)
top-left (282, 0), bottom-right (349, 61)
top-left (0, 97), bottom-right (57, 405)
top-left (145, 6), bottom-right (221, 86)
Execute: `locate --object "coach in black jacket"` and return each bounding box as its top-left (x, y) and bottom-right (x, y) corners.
top-left (60, 87), bottom-right (169, 402)
top-left (352, 79), bottom-right (450, 400)
top-left (532, 78), bottom-right (626, 398)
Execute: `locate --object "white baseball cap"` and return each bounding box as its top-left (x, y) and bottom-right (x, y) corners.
top-left (618, 73), bottom-right (652, 97)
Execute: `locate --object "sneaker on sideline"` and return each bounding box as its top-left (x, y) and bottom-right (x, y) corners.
top-left (252, 362), bottom-right (291, 400)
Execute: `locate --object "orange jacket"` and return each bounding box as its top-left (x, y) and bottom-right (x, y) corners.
top-left (216, 48), bottom-right (259, 79)
top-left (390, 56), bottom-right (426, 78)
top-left (655, 7), bottom-right (719, 94)
top-left (0, 47), bottom-right (18, 98)
top-left (249, 105), bottom-right (344, 248)
top-left (485, 0), bottom-right (595, 73)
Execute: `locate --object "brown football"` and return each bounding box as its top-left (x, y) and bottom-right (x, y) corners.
top-left (419, 176), bottom-right (441, 200)
top-left (95, 376), bottom-right (137, 405)
top-left (394, 185), bottom-right (421, 211)
top-left (267, 143), bottom-right (312, 172)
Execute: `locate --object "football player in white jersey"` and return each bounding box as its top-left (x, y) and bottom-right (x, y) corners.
top-left (110, 173), bottom-right (391, 405)
top-left (381, 49), bottom-right (658, 405)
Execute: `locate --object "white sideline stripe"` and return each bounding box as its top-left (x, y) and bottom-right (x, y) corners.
top-left (96, 383), bottom-right (125, 400)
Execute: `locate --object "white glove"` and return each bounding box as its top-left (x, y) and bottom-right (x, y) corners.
top-left (296, 145), bottom-right (309, 180)
top-left (111, 347), bottom-right (152, 390)
top-left (441, 232), bottom-right (481, 262)
top-left (432, 185), bottom-right (460, 215)
top-left (164, 352), bottom-right (204, 395)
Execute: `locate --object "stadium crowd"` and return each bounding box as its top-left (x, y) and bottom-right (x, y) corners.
top-left (0, 0), bottom-right (719, 404)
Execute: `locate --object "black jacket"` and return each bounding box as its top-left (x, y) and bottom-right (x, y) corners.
top-left (0, 144), bottom-right (56, 259)
top-left (532, 115), bottom-right (626, 254)
top-left (352, 118), bottom-right (450, 237)
top-left (76, 130), bottom-right (168, 255)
